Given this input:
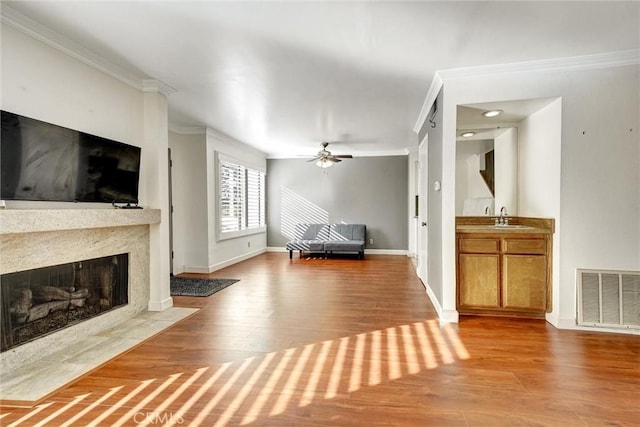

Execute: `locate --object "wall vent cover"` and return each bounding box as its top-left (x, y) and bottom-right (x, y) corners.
top-left (577, 269), bottom-right (640, 329)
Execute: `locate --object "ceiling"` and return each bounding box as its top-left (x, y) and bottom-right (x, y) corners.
top-left (456, 98), bottom-right (558, 142)
top-left (3, 1), bottom-right (639, 158)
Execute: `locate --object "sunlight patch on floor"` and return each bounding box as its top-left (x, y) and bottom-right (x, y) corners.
top-left (1, 320), bottom-right (470, 425)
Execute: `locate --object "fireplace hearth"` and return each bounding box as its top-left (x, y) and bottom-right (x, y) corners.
top-left (1, 254), bottom-right (129, 352)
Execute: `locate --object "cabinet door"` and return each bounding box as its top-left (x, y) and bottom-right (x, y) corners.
top-left (458, 254), bottom-right (500, 308)
top-left (503, 254), bottom-right (546, 311)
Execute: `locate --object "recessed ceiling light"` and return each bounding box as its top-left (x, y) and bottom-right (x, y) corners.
top-left (461, 132), bottom-right (475, 137)
top-left (482, 109), bottom-right (503, 118)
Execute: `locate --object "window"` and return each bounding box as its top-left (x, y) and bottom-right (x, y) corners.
top-left (218, 153), bottom-right (266, 239)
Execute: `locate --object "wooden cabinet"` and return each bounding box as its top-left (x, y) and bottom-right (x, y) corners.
top-left (456, 230), bottom-right (551, 318)
top-left (458, 253), bottom-right (499, 307)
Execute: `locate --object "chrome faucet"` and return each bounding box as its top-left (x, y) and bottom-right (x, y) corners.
top-left (493, 207), bottom-right (509, 226)
top-left (495, 206), bottom-right (509, 226)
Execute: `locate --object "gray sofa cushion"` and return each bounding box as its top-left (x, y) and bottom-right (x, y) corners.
top-left (328, 224), bottom-right (366, 241)
top-left (286, 223), bottom-right (366, 258)
top-left (286, 224), bottom-right (330, 253)
top-left (324, 224), bottom-right (366, 254)
top-left (323, 240), bottom-right (365, 252)
top-left (294, 223), bottom-right (330, 240)
top-left (285, 240), bottom-right (326, 252)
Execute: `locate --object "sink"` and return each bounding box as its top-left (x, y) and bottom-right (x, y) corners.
top-left (458, 224), bottom-right (535, 231)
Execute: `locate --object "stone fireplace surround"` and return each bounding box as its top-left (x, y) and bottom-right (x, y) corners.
top-left (0, 208), bottom-right (161, 373)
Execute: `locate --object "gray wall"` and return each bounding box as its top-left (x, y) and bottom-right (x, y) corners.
top-left (267, 156), bottom-right (408, 250)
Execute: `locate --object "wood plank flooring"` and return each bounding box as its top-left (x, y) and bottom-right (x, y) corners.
top-left (1, 253), bottom-right (638, 426)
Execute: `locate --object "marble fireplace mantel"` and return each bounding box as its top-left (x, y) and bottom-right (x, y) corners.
top-left (0, 208), bottom-right (160, 235)
top-left (0, 207), bottom-right (161, 373)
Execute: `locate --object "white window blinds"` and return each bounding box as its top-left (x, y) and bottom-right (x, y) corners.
top-left (246, 168), bottom-right (265, 230)
top-left (219, 161), bottom-right (245, 233)
top-left (218, 155), bottom-right (266, 239)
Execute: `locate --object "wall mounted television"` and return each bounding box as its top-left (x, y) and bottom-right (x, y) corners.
top-left (1, 110), bottom-right (141, 204)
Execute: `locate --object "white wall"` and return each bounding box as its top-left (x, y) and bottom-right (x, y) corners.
top-left (519, 99), bottom-right (562, 218)
top-left (206, 129), bottom-right (267, 271)
top-left (436, 64), bottom-right (639, 327)
top-left (1, 26), bottom-right (143, 169)
top-left (168, 128), bottom-right (267, 273)
top-left (1, 25), bottom-right (174, 311)
top-left (168, 131), bottom-right (209, 274)
top-left (494, 127), bottom-right (518, 215)
top-left (517, 99), bottom-right (562, 319)
top-left (557, 67), bottom-right (639, 325)
top-left (143, 89), bottom-right (173, 311)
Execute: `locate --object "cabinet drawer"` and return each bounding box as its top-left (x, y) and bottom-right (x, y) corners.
top-left (459, 239), bottom-right (500, 253)
top-left (504, 239), bottom-right (546, 254)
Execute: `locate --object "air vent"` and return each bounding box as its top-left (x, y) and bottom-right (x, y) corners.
top-left (577, 269), bottom-right (640, 329)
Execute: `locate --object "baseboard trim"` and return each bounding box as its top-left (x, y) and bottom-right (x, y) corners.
top-left (267, 247), bottom-right (407, 256)
top-left (181, 265), bottom-right (211, 274)
top-left (267, 247), bottom-right (288, 252)
top-left (208, 248), bottom-right (267, 273)
top-left (182, 248), bottom-right (267, 273)
top-left (439, 309), bottom-right (460, 324)
top-left (423, 281), bottom-right (459, 324)
top-left (366, 249), bottom-right (408, 256)
top-left (148, 296), bottom-right (174, 312)
top-left (552, 315), bottom-right (639, 336)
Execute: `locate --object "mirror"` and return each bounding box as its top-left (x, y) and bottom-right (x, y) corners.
top-left (455, 98), bottom-right (556, 217)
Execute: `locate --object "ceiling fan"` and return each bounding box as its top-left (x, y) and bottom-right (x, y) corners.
top-left (306, 142), bottom-right (353, 168)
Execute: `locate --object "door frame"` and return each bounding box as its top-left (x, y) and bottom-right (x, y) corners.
top-left (168, 147), bottom-right (174, 276)
top-left (417, 134), bottom-right (429, 284)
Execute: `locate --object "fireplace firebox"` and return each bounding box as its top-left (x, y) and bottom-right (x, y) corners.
top-left (1, 254), bottom-right (129, 352)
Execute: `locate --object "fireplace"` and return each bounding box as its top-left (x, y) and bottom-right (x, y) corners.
top-left (1, 254), bottom-right (129, 352)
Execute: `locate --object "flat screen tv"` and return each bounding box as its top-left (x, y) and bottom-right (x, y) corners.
top-left (1, 110), bottom-right (141, 204)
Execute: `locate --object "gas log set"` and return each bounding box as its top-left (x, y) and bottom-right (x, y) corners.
top-left (1, 254), bottom-right (128, 352)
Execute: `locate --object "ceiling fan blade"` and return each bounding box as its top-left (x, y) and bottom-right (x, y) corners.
top-left (332, 154), bottom-right (353, 159)
top-left (306, 156), bottom-right (322, 162)
top-left (328, 157), bottom-right (342, 163)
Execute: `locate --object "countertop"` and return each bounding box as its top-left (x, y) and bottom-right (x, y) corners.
top-left (456, 224), bottom-right (552, 234)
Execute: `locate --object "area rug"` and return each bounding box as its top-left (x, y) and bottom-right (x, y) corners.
top-left (170, 277), bottom-right (240, 297)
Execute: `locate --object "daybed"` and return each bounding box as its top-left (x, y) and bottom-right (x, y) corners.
top-left (286, 223), bottom-right (366, 259)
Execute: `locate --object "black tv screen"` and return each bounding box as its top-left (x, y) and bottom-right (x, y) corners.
top-left (1, 110), bottom-right (141, 204)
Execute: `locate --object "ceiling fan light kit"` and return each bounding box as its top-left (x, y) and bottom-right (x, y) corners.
top-left (316, 158), bottom-right (334, 168)
top-left (307, 142), bottom-right (353, 168)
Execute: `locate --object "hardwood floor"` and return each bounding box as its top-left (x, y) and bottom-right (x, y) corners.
top-left (1, 253), bottom-right (638, 426)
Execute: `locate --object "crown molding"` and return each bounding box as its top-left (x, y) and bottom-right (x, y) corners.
top-left (205, 127), bottom-right (242, 145)
top-left (267, 149), bottom-right (409, 159)
top-left (1, 5), bottom-right (145, 91)
top-left (206, 128), bottom-right (269, 158)
top-left (142, 79), bottom-right (177, 97)
top-left (168, 125), bottom-right (207, 135)
top-left (439, 49), bottom-right (640, 81)
top-left (413, 73), bottom-right (443, 133)
top-left (414, 49), bottom-right (639, 134)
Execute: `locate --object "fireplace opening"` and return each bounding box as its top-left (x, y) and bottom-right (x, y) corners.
top-left (1, 253), bottom-right (129, 352)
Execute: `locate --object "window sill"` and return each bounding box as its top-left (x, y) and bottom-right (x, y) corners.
top-left (218, 226), bottom-right (266, 242)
